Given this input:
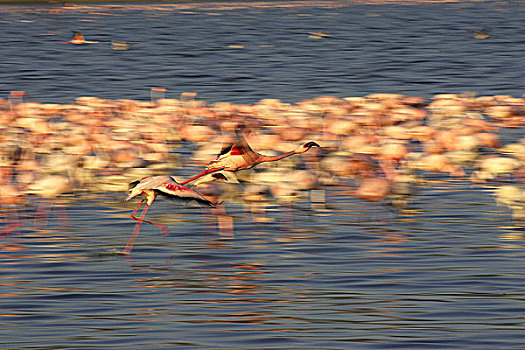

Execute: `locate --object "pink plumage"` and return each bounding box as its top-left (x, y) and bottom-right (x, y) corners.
top-left (122, 175), bottom-right (214, 255)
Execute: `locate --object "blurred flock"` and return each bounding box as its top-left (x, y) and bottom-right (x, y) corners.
top-left (2, 90), bottom-right (525, 236)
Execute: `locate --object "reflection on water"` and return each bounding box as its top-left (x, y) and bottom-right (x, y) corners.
top-left (2, 0), bottom-right (525, 349)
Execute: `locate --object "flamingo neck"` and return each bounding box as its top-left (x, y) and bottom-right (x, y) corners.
top-left (180, 167), bottom-right (225, 185)
top-left (258, 150), bottom-right (296, 163)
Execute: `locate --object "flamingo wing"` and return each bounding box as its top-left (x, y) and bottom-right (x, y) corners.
top-left (216, 124), bottom-right (253, 157)
top-left (217, 128), bottom-right (260, 165)
top-left (156, 180), bottom-right (214, 207)
top-left (216, 136), bottom-right (253, 158)
top-left (127, 175), bottom-right (166, 201)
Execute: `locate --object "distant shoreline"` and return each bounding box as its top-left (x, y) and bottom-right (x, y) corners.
top-left (0, 0), bottom-right (493, 5)
top-left (0, 0), bottom-right (204, 4)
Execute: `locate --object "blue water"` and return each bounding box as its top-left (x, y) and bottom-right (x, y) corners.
top-left (1, 0), bottom-right (524, 104)
top-left (1, 1), bottom-right (525, 349)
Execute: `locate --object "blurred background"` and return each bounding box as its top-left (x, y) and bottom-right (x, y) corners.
top-left (1, 1), bottom-right (525, 349)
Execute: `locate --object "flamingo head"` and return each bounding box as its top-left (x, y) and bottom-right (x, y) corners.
top-left (128, 179), bottom-right (140, 191)
top-left (126, 179), bottom-right (141, 201)
top-left (211, 173), bottom-right (228, 181)
top-left (295, 141), bottom-right (320, 154)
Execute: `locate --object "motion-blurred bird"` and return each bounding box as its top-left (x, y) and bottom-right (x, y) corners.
top-left (0, 145), bottom-right (24, 235)
top-left (27, 174), bottom-right (73, 228)
top-left (61, 30), bottom-right (99, 44)
top-left (183, 126), bottom-right (320, 184)
top-left (467, 28), bottom-right (493, 39)
top-left (111, 41), bottom-right (131, 50)
top-left (308, 32), bottom-right (333, 39)
top-left (123, 175), bottom-right (214, 255)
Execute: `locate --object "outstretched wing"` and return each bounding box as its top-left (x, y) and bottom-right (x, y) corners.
top-left (156, 180), bottom-right (214, 207)
top-left (216, 126), bottom-right (252, 157)
top-left (214, 125), bottom-right (259, 165)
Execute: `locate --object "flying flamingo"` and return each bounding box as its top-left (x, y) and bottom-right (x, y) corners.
top-left (183, 127), bottom-right (320, 184)
top-left (61, 31), bottom-right (99, 45)
top-left (123, 175), bottom-right (214, 255)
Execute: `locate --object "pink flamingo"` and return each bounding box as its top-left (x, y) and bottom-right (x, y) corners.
top-left (29, 175), bottom-right (72, 228)
top-left (123, 175), bottom-right (214, 255)
top-left (183, 127), bottom-right (320, 184)
top-left (61, 31), bottom-right (99, 45)
top-left (0, 145), bottom-right (24, 235)
top-left (0, 183), bottom-right (24, 236)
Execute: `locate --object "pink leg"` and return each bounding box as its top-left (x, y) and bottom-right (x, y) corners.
top-left (34, 199), bottom-right (51, 227)
top-left (212, 204), bottom-right (234, 239)
top-left (180, 167), bottom-right (225, 185)
top-left (0, 208), bottom-right (22, 236)
top-left (122, 199), bottom-right (169, 255)
top-left (130, 202), bottom-right (169, 236)
top-left (55, 204), bottom-right (71, 228)
top-left (279, 203), bottom-right (295, 228)
top-left (379, 160), bottom-right (399, 180)
top-left (122, 199), bottom-right (147, 255)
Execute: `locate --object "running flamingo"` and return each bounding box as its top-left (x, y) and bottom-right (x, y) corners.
top-left (183, 127), bottom-right (320, 184)
top-left (123, 175), bottom-right (214, 255)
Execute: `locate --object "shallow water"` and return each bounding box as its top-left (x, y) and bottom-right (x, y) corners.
top-left (1, 1), bottom-right (525, 349)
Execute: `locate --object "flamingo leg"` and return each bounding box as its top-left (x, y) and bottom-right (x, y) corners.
top-left (123, 199), bottom-right (171, 255)
top-left (378, 160), bottom-right (399, 180)
top-left (34, 199), bottom-right (51, 227)
top-left (280, 203), bottom-right (295, 228)
top-left (122, 199), bottom-right (147, 255)
top-left (130, 201), bottom-right (169, 236)
top-left (212, 204), bottom-right (234, 239)
top-left (180, 167), bottom-right (225, 185)
top-left (55, 204), bottom-right (71, 228)
top-left (0, 208), bottom-right (22, 236)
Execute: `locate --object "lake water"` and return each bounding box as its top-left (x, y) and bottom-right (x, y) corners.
top-left (1, 1), bottom-right (525, 349)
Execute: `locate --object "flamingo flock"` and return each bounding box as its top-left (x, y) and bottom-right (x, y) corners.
top-left (2, 91), bottom-right (525, 254)
top-left (123, 128), bottom-right (319, 254)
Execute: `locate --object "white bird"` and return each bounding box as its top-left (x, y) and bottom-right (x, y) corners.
top-left (123, 175), bottom-right (214, 255)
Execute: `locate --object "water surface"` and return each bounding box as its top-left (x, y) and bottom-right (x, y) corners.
top-left (1, 1), bottom-right (525, 349)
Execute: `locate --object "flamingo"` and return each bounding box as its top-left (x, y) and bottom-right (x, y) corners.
top-left (28, 174), bottom-right (73, 228)
top-left (308, 32), bottom-right (333, 39)
top-left (123, 175), bottom-right (214, 255)
top-left (0, 145), bottom-right (24, 235)
top-left (61, 31), bottom-right (99, 45)
top-left (183, 127), bottom-right (320, 184)
top-left (0, 183), bottom-right (24, 236)
top-left (467, 28), bottom-right (493, 39)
